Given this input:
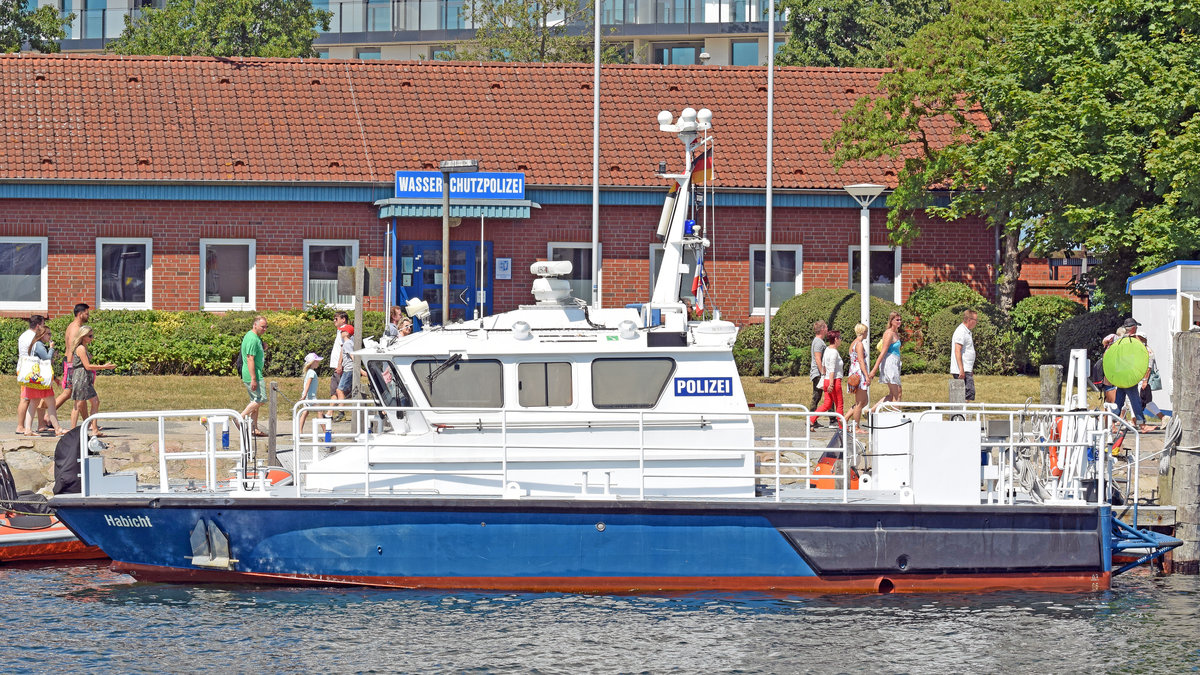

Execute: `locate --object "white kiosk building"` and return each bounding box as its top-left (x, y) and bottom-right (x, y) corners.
top-left (1127, 260), bottom-right (1200, 413)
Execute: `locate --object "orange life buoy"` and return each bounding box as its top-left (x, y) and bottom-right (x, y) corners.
top-left (1049, 417), bottom-right (1064, 477)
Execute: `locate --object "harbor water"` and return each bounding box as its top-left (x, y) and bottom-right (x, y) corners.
top-left (2, 563), bottom-right (1198, 673)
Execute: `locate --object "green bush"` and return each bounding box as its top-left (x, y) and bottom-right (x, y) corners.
top-left (732, 323), bottom-right (764, 376)
top-left (1053, 308), bottom-right (1123, 367)
top-left (918, 303), bottom-right (1017, 375)
top-left (739, 288), bottom-right (912, 376)
top-left (2, 309), bottom-right (385, 378)
top-left (904, 282), bottom-right (987, 326)
top-left (1010, 295), bottom-right (1086, 372)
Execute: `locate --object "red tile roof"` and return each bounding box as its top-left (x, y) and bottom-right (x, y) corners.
top-left (0, 53), bottom-right (949, 190)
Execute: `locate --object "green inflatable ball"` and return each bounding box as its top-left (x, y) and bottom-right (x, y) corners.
top-left (1103, 337), bottom-right (1149, 389)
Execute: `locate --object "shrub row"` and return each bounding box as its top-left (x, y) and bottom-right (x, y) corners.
top-left (2, 309), bottom-right (385, 378)
top-left (733, 282), bottom-right (1098, 377)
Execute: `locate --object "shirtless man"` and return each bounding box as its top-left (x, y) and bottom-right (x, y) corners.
top-left (54, 303), bottom-right (90, 411)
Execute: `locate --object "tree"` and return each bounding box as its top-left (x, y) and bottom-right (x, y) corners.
top-left (108, 0), bottom-right (331, 58)
top-left (828, 0), bottom-right (1200, 312)
top-left (775, 0), bottom-right (948, 68)
top-left (0, 0), bottom-right (71, 53)
top-left (450, 0), bottom-right (625, 63)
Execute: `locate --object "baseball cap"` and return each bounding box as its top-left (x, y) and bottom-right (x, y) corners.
top-left (338, 324), bottom-right (354, 335)
top-left (1121, 318), bottom-right (1141, 328)
top-left (304, 353), bottom-right (323, 365)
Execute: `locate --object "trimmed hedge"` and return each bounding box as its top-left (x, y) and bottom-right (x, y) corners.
top-left (3, 310), bottom-right (385, 378)
top-left (1010, 295), bottom-right (1086, 372)
top-left (1053, 308), bottom-right (1123, 368)
top-left (904, 282), bottom-right (987, 325)
top-left (733, 288), bottom-right (912, 376)
top-left (918, 303), bottom-right (1017, 375)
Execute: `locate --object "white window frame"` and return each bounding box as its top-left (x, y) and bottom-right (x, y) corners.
top-left (749, 244), bottom-right (803, 316)
top-left (200, 238), bottom-right (256, 311)
top-left (0, 236), bottom-right (48, 312)
top-left (847, 245), bottom-right (903, 304)
top-left (547, 242), bottom-right (601, 304)
top-left (303, 239), bottom-right (359, 310)
top-left (95, 237), bottom-right (153, 310)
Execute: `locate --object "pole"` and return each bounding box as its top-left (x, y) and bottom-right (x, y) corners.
top-left (267, 382), bottom-right (278, 466)
top-left (1170, 330), bottom-right (1200, 574)
top-left (762, 0), bottom-right (775, 378)
top-left (479, 215), bottom-right (485, 318)
top-left (860, 203), bottom-right (870, 344)
top-left (352, 257), bottom-right (364, 402)
top-left (441, 170), bottom-right (450, 325)
top-left (591, 4), bottom-right (602, 308)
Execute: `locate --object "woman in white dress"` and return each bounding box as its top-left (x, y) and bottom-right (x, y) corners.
top-left (847, 323), bottom-right (871, 433)
top-left (868, 311), bottom-right (903, 411)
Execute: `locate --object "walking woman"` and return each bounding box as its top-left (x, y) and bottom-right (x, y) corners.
top-left (813, 330), bottom-right (845, 430)
top-left (846, 323), bottom-right (871, 434)
top-left (868, 311), bottom-right (904, 410)
top-left (69, 326), bottom-right (116, 434)
top-left (20, 323), bottom-right (66, 436)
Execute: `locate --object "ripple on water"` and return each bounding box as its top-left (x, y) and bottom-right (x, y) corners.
top-left (0, 564), bottom-right (1197, 673)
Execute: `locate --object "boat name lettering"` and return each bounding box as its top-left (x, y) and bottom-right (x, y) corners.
top-left (674, 377), bottom-right (733, 396)
top-left (104, 514), bottom-right (152, 528)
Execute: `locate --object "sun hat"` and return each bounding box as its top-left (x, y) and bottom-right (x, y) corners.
top-left (304, 353), bottom-right (323, 365)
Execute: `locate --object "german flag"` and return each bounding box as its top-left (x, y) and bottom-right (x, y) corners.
top-left (690, 147), bottom-right (713, 182)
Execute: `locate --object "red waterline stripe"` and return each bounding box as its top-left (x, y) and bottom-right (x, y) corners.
top-left (111, 564), bottom-right (1111, 594)
top-left (0, 540), bottom-right (106, 563)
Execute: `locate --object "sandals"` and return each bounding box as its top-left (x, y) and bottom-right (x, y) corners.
top-left (252, 429), bottom-right (269, 438)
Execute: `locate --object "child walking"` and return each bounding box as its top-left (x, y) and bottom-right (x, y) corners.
top-left (297, 352), bottom-right (323, 432)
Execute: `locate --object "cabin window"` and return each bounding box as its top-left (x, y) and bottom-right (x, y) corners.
top-left (518, 362), bottom-right (573, 407)
top-left (591, 358), bottom-right (675, 409)
top-left (412, 358), bottom-right (503, 407)
top-left (366, 359), bottom-right (412, 409)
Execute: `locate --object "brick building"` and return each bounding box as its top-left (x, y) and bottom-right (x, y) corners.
top-left (0, 54), bottom-right (997, 324)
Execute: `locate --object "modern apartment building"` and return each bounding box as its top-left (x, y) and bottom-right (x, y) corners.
top-left (44, 0), bottom-right (786, 66)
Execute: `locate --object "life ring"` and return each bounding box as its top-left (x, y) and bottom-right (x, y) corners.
top-left (1049, 417), bottom-right (1064, 478)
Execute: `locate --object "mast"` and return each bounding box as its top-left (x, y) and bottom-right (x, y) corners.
top-left (650, 107), bottom-right (711, 306)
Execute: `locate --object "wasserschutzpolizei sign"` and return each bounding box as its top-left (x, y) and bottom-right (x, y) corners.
top-left (395, 171), bottom-right (525, 200)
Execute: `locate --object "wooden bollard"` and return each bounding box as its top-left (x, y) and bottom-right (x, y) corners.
top-left (1169, 331), bottom-right (1200, 574)
top-left (1040, 365), bottom-right (1063, 405)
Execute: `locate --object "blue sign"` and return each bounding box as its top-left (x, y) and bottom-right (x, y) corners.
top-left (673, 377), bottom-right (734, 397)
top-left (394, 171), bottom-right (525, 200)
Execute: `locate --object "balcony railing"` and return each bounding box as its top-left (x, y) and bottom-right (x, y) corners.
top-left (59, 0), bottom-right (783, 43)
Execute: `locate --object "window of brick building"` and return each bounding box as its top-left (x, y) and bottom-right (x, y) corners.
top-left (200, 239), bottom-right (255, 311)
top-left (750, 245), bottom-right (802, 315)
top-left (96, 238), bottom-right (153, 309)
top-left (548, 242), bottom-right (600, 304)
top-left (304, 240), bottom-right (358, 309)
top-left (0, 237), bottom-right (47, 312)
top-left (848, 245), bottom-right (902, 303)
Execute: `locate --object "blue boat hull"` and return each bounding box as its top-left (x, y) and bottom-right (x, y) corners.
top-left (52, 496), bottom-right (1113, 593)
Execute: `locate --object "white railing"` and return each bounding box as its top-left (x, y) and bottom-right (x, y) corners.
top-left (877, 401), bottom-right (1139, 510)
top-left (80, 410), bottom-right (251, 497)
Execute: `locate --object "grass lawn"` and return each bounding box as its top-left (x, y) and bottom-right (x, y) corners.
top-left (2, 375), bottom-right (306, 420)
top-left (2, 372), bottom-right (1100, 422)
top-left (742, 373), bottom-right (1104, 408)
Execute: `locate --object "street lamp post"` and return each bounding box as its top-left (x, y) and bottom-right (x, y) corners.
top-left (439, 159), bottom-right (479, 325)
top-left (844, 184), bottom-right (886, 345)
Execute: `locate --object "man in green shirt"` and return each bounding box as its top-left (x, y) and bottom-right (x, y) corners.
top-left (240, 316), bottom-right (268, 437)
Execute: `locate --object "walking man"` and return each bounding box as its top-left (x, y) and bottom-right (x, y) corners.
top-left (329, 311), bottom-right (348, 399)
top-left (951, 309), bottom-right (978, 402)
top-left (240, 316), bottom-right (268, 437)
top-left (808, 320), bottom-right (827, 430)
top-left (1113, 318), bottom-right (1155, 433)
top-left (55, 303), bottom-right (90, 412)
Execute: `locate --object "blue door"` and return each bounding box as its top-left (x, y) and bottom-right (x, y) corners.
top-left (396, 241), bottom-right (493, 325)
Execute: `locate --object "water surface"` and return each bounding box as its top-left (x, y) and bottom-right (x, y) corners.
top-left (2, 563), bottom-right (1197, 673)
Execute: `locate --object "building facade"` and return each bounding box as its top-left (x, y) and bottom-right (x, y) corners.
top-left (44, 0), bottom-right (786, 67)
top-left (0, 54), bottom-right (996, 323)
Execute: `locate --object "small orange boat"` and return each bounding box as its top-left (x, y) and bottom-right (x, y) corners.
top-left (0, 511), bottom-right (105, 563)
